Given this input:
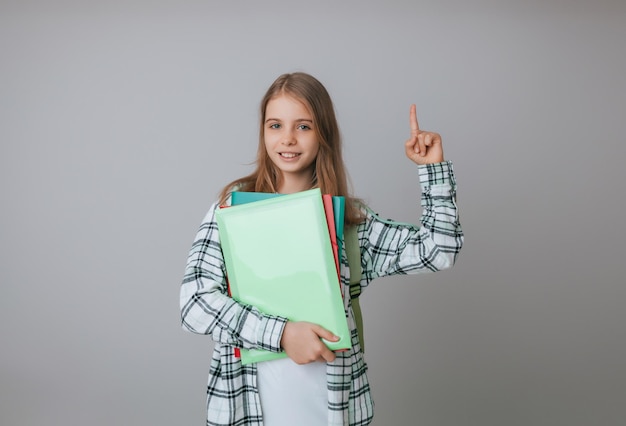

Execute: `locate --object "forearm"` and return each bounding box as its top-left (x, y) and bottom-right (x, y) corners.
top-left (416, 161), bottom-right (464, 269)
top-left (180, 273), bottom-right (287, 351)
top-left (363, 161), bottom-right (463, 278)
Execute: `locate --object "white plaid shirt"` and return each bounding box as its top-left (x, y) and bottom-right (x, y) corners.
top-left (180, 161), bottom-right (464, 425)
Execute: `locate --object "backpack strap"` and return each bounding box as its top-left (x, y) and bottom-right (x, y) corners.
top-left (344, 225), bottom-right (364, 352)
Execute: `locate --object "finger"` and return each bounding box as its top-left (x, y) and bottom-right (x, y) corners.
top-left (409, 104), bottom-right (420, 136)
top-left (321, 347), bottom-right (336, 363)
top-left (423, 133), bottom-right (433, 156)
top-left (417, 133), bottom-right (427, 156)
top-left (405, 136), bottom-right (419, 156)
top-left (312, 324), bottom-right (339, 342)
top-left (311, 325), bottom-right (339, 362)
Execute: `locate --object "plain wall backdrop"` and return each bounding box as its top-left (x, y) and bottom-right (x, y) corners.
top-left (1, 1), bottom-right (625, 425)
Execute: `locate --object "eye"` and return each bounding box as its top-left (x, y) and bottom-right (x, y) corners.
top-left (268, 123), bottom-right (281, 129)
top-left (297, 124), bottom-right (311, 130)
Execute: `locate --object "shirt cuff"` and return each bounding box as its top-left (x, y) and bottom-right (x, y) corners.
top-left (418, 161), bottom-right (456, 187)
top-left (256, 314), bottom-right (288, 353)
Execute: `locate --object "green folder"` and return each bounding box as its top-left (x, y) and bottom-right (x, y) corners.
top-left (232, 191), bottom-right (345, 245)
top-left (217, 188), bottom-right (350, 365)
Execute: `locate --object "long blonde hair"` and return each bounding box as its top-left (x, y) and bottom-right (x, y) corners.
top-left (219, 72), bottom-right (363, 225)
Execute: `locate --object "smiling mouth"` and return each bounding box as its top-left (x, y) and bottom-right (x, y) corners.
top-left (279, 152), bottom-right (301, 158)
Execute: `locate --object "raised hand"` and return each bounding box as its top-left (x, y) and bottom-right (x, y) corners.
top-left (280, 321), bottom-right (338, 364)
top-left (404, 104), bottom-right (444, 165)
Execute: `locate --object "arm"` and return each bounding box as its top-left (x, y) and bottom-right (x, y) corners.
top-left (179, 202), bottom-right (287, 353)
top-left (362, 161), bottom-right (463, 280)
top-left (361, 105), bottom-right (464, 280)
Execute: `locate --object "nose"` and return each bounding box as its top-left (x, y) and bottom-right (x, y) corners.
top-left (281, 129), bottom-right (296, 145)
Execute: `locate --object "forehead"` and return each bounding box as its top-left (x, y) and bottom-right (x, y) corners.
top-left (265, 94), bottom-right (312, 118)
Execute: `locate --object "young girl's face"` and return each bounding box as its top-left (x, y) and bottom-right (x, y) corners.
top-left (264, 94), bottom-right (320, 191)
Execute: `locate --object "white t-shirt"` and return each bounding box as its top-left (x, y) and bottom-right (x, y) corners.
top-left (257, 357), bottom-right (328, 425)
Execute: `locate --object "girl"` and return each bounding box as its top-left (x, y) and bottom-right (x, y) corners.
top-left (180, 72), bottom-right (463, 425)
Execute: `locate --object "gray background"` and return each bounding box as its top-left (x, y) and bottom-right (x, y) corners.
top-left (1, 1), bottom-right (625, 425)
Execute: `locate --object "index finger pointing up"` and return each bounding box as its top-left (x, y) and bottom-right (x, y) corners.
top-left (409, 104), bottom-right (420, 136)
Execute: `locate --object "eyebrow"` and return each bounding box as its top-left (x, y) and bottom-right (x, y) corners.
top-left (264, 118), bottom-right (313, 123)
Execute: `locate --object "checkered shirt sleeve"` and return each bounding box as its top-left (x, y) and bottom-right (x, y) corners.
top-left (180, 202), bottom-right (288, 352)
top-left (360, 161), bottom-right (463, 282)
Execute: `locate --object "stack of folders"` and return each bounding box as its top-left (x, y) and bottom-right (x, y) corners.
top-left (215, 188), bottom-right (349, 365)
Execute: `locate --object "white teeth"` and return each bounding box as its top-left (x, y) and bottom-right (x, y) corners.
top-left (280, 153), bottom-right (299, 158)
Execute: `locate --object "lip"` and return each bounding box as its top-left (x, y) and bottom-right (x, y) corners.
top-left (278, 152), bottom-right (301, 161)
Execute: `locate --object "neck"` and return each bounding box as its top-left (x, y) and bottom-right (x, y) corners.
top-left (277, 172), bottom-right (314, 194)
